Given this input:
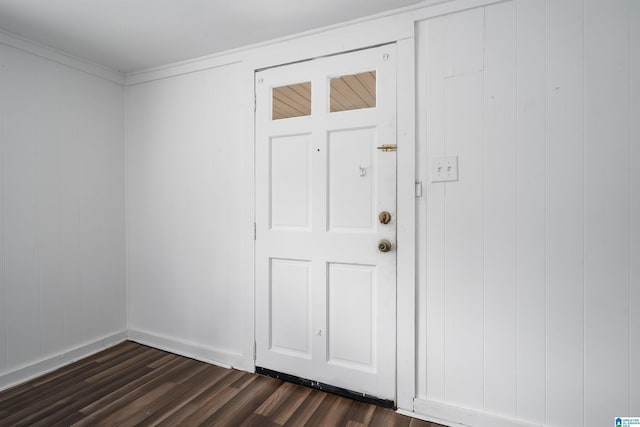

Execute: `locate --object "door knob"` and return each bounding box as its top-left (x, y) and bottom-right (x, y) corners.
top-left (379, 211), bottom-right (391, 224)
top-left (378, 239), bottom-right (392, 253)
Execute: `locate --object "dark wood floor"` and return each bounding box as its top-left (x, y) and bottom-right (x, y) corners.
top-left (0, 341), bottom-right (441, 426)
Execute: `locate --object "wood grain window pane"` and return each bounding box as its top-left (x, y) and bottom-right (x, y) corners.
top-left (330, 71), bottom-right (376, 113)
top-left (272, 82), bottom-right (311, 120)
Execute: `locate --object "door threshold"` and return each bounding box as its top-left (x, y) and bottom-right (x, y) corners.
top-left (255, 366), bottom-right (395, 409)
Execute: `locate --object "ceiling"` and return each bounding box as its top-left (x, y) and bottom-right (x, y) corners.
top-left (0, 0), bottom-right (426, 73)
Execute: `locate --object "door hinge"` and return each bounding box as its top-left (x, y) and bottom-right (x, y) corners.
top-left (253, 93), bottom-right (257, 112)
top-left (415, 181), bottom-right (423, 197)
top-left (253, 341), bottom-right (257, 361)
top-left (252, 222), bottom-right (256, 240)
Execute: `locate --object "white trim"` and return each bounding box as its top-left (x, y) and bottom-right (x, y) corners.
top-left (395, 36), bottom-right (417, 411)
top-left (0, 331), bottom-right (127, 392)
top-left (127, 329), bottom-right (246, 372)
top-left (0, 29), bottom-right (124, 85)
top-left (126, 59), bottom-right (243, 86)
top-left (240, 63), bottom-right (257, 374)
top-left (412, 399), bottom-right (543, 427)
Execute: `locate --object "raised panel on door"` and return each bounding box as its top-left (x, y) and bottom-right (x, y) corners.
top-left (328, 263), bottom-right (376, 372)
top-left (270, 134), bottom-right (312, 230)
top-left (269, 258), bottom-right (312, 358)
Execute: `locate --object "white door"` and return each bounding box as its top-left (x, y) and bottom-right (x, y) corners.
top-left (255, 45), bottom-right (397, 401)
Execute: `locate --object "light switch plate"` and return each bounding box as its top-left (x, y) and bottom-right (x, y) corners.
top-left (431, 156), bottom-right (458, 182)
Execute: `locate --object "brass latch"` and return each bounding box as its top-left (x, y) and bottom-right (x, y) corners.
top-left (376, 144), bottom-right (397, 152)
top-left (378, 239), bottom-right (393, 252)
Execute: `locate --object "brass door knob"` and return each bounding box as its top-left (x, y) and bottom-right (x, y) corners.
top-left (378, 239), bottom-right (392, 253)
top-left (379, 211), bottom-right (391, 224)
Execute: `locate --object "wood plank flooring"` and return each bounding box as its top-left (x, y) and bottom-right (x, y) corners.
top-left (0, 341), bottom-right (442, 426)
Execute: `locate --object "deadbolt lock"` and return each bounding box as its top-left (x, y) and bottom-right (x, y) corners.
top-left (379, 211), bottom-right (391, 224)
top-left (378, 239), bottom-right (392, 253)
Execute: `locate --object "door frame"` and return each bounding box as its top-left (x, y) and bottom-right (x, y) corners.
top-left (248, 38), bottom-right (416, 409)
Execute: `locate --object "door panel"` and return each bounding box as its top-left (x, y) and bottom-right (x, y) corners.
top-left (255, 45), bottom-right (397, 401)
top-left (270, 258), bottom-right (312, 357)
top-left (270, 134), bottom-right (312, 229)
top-left (328, 263), bottom-right (376, 371)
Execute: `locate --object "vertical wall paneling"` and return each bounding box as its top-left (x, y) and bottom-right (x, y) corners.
top-left (180, 69), bottom-right (209, 334)
top-left (203, 67), bottom-right (245, 353)
top-left (60, 88), bottom-right (85, 349)
top-left (126, 62), bottom-right (246, 366)
top-left (442, 7), bottom-right (485, 409)
top-left (127, 78), bottom-right (181, 338)
top-left (422, 15), bottom-right (446, 401)
top-left (444, 69), bottom-right (485, 411)
top-left (482, 0), bottom-right (517, 416)
top-left (0, 44), bottom-right (125, 381)
top-left (4, 48), bottom-right (42, 367)
top-left (631, 0), bottom-right (640, 415)
top-left (82, 80), bottom-right (126, 341)
top-left (415, 19), bottom-right (428, 401)
top-left (37, 64), bottom-right (66, 357)
top-left (545, 0), bottom-right (585, 425)
top-left (515, 0), bottom-right (547, 423)
top-left (418, 0), bottom-right (636, 425)
top-left (584, 0), bottom-right (630, 425)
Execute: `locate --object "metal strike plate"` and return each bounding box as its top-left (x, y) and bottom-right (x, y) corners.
top-left (376, 144), bottom-right (397, 152)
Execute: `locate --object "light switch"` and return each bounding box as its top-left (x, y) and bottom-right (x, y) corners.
top-left (431, 156), bottom-right (458, 182)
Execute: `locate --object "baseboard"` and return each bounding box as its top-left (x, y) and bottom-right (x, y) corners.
top-left (127, 329), bottom-right (245, 371)
top-left (0, 331), bottom-right (128, 392)
top-left (411, 398), bottom-right (542, 427)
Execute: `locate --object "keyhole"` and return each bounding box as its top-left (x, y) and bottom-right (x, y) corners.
top-left (379, 211), bottom-right (391, 224)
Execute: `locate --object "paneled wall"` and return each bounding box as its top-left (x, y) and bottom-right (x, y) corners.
top-left (0, 44), bottom-right (126, 383)
top-left (416, 1), bottom-right (637, 426)
top-left (126, 63), bottom-right (252, 369)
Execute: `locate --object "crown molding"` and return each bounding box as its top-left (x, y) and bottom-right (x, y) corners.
top-left (0, 29), bottom-right (125, 85)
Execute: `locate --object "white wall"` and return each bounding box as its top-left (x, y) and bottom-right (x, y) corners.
top-left (126, 62), bottom-right (253, 369)
top-left (416, 1), bottom-right (638, 426)
top-left (0, 43), bottom-right (126, 388)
